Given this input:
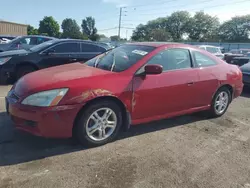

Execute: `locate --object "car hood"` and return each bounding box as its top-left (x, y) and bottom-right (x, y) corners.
top-left (240, 63), bottom-right (250, 73)
top-left (0, 49), bottom-right (29, 57)
top-left (14, 63), bottom-right (113, 97)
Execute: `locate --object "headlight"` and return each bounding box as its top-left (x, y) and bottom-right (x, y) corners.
top-left (21, 88), bottom-right (68, 107)
top-left (0, 57), bottom-right (12, 65)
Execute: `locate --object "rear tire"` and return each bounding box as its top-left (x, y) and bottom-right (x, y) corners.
top-left (16, 65), bottom-right (36, 81)
top-left (75, 100), bottom-right (123, 147)
top-left (208, 87), bottom-right (231, 118)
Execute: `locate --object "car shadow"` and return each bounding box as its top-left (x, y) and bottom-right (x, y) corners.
top-left (241, 87), bottom-right (250, 98)
top-left (0, 111), bottom-right (206, 167)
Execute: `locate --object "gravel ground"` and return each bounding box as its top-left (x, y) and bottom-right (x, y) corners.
top-left (0, 85), bottom-right (250, 188)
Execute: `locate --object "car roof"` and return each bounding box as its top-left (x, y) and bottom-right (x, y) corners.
top-left (57, 39), bottom-right (99, 43)
top-left (52, 39), bottom-right (111, 48)
top-left (198, 45), bottom-right (220, 48)
top-left (18, 35), bottom-right (57, 39)
top-left (125, 42), bottom-right (187, 47)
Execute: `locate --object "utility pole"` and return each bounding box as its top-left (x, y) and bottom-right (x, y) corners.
top-left (118, 7), bottom-right (122, 39)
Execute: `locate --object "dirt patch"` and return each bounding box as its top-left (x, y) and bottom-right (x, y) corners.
top-left (87, 156), bottom-right (137, 188)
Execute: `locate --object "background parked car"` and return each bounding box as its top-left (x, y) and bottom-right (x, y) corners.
top-left (197, 45), bottom-right (224, 59)
top-left (0, 35), bottom-right (55, 52)
top-left (230, 52), bottom-right (250, 67)
top-left (224, 49), bottom-right (250, 63)
top-left (0, 35), bottom-right (17, 44)
top-left (98, 42), bottom-right (114, 50)
top-left (240, 62), bottom-right (250, 87)
top-left (0, 39), bottom-right (109, 84)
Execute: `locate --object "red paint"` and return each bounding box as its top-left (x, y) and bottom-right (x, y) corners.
top-left (7, 43), bottom-right (244, 138)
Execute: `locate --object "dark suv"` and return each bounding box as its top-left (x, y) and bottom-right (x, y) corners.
top-left (0, 35), bottom-right (55, 52)
top-left (0, 39), bottom-right (109, 84)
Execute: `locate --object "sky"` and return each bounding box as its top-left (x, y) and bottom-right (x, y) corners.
top-left (1, 0), bottom-right (250, 39)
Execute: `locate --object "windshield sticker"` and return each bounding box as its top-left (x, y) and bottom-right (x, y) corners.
top-left (132, 50), bottom-right (148, 56)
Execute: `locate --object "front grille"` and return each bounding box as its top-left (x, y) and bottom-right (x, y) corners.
top-left (11, 115), bottom-right (37, 127)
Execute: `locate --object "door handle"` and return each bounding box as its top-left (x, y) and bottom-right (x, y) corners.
top-left (69, 59), bottom-right (77, 62)
top-left (187, 82), bottom-right (194, 86)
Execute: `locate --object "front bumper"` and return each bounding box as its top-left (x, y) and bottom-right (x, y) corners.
top-left (6, 96), bottom-right (83, 138)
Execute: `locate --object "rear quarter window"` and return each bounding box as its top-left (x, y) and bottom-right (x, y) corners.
top-left (193, 51), bottom-right (218, 67)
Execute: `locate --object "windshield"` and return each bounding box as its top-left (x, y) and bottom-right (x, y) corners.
top-left (85, 44), bottom-right (156, 72)
top-left (206, 47), bottom-right (221, 54)
top-left (29, 39), bottom-right (58, 52)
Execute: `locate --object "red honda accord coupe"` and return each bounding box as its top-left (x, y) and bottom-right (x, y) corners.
top-left (6, 42), bottom-right (243, 147)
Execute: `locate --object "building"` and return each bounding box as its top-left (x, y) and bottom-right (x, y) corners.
top-left (0, 20), bottom-right (28, 36)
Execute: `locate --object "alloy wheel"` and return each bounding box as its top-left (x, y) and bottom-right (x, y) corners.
top-left (214, 91), bottom-right (229, 115)
top-left (86, 107), bottom-right (117, 141)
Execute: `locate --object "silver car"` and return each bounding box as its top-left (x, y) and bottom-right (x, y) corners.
top-left (197, 45), bottom-right (224, 59)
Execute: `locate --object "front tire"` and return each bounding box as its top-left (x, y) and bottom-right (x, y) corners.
top-left (209, 87), bottom-right (231, 117)
top-left (75, 100), bottom-right (123, 147)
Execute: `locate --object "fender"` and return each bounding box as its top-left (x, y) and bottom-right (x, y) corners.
top-left (69, 89), bottom-right (132, 131)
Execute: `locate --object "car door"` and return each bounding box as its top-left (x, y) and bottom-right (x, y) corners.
top-left (131, 48), bottom-right (200, 120)
top-left (190, 50), bottom-right (221, 107)
top-left (79, 43), bottom-right (106, 63)
top-left (38, 42), bottom-right (80, 68)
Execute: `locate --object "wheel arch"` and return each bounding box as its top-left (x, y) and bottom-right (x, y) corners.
top-left (213, 84), bottom-right (234, 103)
top-left (72, 96), bottom-right (131, 137)
top-left (15, 62), bottom-right (39, 72)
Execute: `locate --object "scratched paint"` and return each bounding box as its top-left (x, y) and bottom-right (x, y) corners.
top-left (131, 92), bottom-right (137, 112)
top-left (70, 89), bottom-right (113, 103)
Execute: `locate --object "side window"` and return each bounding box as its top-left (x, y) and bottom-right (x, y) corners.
top-left (81, 43), bottom-right (101, 52)
top-left (18, 37), bottom-right (37, 45)
top-left (37, 37), bottom-right (50, 44)
top-left (51, 42), bottom-right (80, 53)
top-left (193, 51), bottom-right (218, 67)
top-left (147, 48), bottom-right (192, 71)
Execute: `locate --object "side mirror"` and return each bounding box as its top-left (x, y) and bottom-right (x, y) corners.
top-left (144, 64), bottom-right (163, 75)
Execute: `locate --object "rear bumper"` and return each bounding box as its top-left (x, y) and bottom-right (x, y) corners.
top-left (234, 82), bottom-right (244, 99)
top-left (6, 97), bottom-right (83, 138)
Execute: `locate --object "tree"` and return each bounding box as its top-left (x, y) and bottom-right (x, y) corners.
top-left (149, 29), bottom-right (172, 41)
top-left (165, 11), bottom-right (191, 41)
top-left (38, 16), bottom-right (60, 37)
top-left (131, 24), bottom-right (151, 41)
top-left (61, 18), bottom-right (85, 39)
top-left (27, 25), bottom-right (38, 35)
top-left (187, 11), bottom-right (220, 41)
top-left (110, 35), bottom-right (120, 41)
top-left (81, 17), bottom-right (98, 41)
top-left (219, 15), bottom-right (250, 42)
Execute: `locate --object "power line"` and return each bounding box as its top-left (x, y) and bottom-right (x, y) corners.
top-left (99, 27), bottom-right (118, 31)
top-left (125, 0), bottom-right (180, 8)
top-left (135, 0), bottom-right (249, 16)
top-left (128, 0), bottom-right (214, 13)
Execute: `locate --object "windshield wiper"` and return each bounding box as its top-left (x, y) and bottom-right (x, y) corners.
top-left (95, 50), bottom-right (112, 68)
top-left (111, 53), bottom-right (116, 72)
top-left (94, 56), bottom-right (101, 68)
